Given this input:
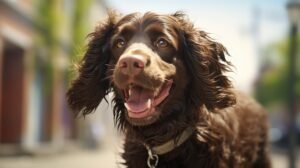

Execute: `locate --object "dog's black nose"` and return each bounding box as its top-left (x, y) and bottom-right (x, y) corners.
top-left (118, 55), bottom-right (146, 75)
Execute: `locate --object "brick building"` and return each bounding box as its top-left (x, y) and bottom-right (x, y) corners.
top-left (0, 0), bottom-right (108, 154)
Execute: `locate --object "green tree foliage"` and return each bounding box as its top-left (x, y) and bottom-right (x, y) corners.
top-left (255, 36), bottom-right (300, 108)
top-left (34, 0), bottom-right (60, 95)
top-left (72, 0), bottom-right (92, 61)
top-left (68, 0), bottom-right (93, 82)
top-left (35, 0), bottom-right (94, 86)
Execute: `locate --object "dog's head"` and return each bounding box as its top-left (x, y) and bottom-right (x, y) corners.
top-left (67, 11), bottom-right (236, 127)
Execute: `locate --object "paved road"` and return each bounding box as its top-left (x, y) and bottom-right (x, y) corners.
top-left (0, 147), bottom-right (121, 168)
top-left (0, 148), bottom-right (298, 168)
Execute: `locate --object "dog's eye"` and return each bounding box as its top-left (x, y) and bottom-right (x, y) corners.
top-left (115, 38), bottom-right (126, 48)
top-left (156, 38), bottom-right (169, 48)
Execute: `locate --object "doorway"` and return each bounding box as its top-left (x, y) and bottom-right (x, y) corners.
top-left (0, 41), bottom-right (25, 144)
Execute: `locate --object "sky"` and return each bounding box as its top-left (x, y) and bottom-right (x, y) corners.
top-left (106, 0), bottom-right (289, 93)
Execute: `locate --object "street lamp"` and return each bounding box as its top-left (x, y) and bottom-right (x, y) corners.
top-left (287, 1), bottom-right (300, 168)
top-left (288, 1), bottom-right (300, 25)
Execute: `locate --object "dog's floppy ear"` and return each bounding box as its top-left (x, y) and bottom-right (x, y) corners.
top-left (67, 12), bottom-right (119, 116)
top-left (173, 12), bottom-right (236, 110)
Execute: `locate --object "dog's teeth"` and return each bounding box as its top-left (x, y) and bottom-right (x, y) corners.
top-left (129, 88), bottom-right (132, 96)
top-left (147, 99), bottom-right (151, 108)
top-left (154, 87), bottom-right (161, 97)
top-left (124, 103), bottom-right (129, 109)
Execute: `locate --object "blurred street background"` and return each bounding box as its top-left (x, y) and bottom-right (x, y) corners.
top-left (0, 0), bottom-right (299, 167)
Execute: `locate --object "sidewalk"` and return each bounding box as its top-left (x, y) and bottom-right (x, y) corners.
top-left (0, 148), bottom-right (298, 168)
top-left (0, 147), bottom-right (121, 168)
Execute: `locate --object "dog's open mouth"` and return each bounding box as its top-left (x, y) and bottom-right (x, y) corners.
top-left (123, 80), bottom-right (173, 119)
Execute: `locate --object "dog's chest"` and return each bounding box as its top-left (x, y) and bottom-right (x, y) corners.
top-left (122, 141), bottom-right (219, 168)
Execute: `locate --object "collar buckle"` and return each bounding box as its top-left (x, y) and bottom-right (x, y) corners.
top-left (143, 127), bottom-right (195, 167)
top-left (146, 144), bottom-right (159, 168)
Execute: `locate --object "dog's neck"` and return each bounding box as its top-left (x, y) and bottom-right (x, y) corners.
top-left (143, 126), bottom-right (195, 155)
top-left (127, 125), bottom-right (187, 146)
top-left (124, 105), bottom-right (200, 147)
top-left (126, 117), bottom-right (198, 151)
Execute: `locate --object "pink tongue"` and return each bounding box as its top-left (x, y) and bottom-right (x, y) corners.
top-left (125, 86), bottom-right (154, 113)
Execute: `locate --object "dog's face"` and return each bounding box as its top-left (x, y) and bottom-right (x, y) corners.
top-left (67, 12), bottom-right (236, 127)
top-left (109, 13), bottom-right (188, 125)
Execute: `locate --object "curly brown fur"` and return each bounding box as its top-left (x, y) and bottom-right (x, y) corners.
top-left (67, 11), bottom-right (271, 168)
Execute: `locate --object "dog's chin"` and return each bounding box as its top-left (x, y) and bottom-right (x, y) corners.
top-left (125, 108), bottom-right (160, 126)
top-left (120, 80), bottom-right (173, 126)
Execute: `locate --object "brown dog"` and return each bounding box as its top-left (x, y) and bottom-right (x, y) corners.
top-left (67, 11), bottom-right (270, 168)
